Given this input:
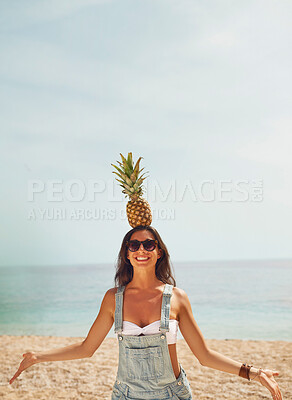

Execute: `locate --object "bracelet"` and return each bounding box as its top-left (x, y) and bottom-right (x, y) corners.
top-left (239, 364), bottom-right (263, 381)
top-left (250, 368), bottom-right (263, 381)
top-left (239, 363), bottom-right (252, 380)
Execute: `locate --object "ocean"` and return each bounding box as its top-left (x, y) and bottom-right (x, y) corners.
top-left (0, 260), bottom-right (291, 340)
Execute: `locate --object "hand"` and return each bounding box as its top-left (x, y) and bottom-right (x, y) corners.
top-left (9, 351), bottom-right (39, 385)
top-left (258, 369), bottom-right (283, 400)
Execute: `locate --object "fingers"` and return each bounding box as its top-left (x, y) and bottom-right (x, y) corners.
top-left (272, 389), bottom-right (283, 400)
top-left (271, 388), bottom-right (280, 399)
top-left (9, 352), bottom-right (37, 385)
top-left (9, 369), bottom-right (21, 385)
top-left (269, 374), bottom-right (282, 400)
top-left (258, 371), bottom-right (282, 400)
top-left (271, 371), bottom-right (281, 400)
top-left (9, 358), bottom-right (27, 384)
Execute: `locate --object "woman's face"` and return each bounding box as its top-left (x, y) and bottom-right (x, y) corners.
top-left (126, 230), bottom-right (162, 269)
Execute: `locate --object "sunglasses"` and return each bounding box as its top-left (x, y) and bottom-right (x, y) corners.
top-left (126, 239), bottom-right (158, 252)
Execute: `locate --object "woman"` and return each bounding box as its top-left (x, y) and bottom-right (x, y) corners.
top-left (10, 225), bottom-right (282, 400)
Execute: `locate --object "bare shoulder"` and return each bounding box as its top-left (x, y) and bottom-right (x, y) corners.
top-left (172, 286), bottom-right (189, 302)
top-left (106, 287), bottom-right (118, 296)
top-left (171, 286), bottom-right (190, 320)
top-left (101, 287), bottom-right (118, 316)
top-left (104, 287), bottom-right (118, 301)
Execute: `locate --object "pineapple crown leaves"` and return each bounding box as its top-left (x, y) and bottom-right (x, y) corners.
top-left (111, 152), bottom-right (149, 199)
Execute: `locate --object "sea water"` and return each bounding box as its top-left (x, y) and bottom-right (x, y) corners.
top-left (0, 260), bottom-right (291, 340)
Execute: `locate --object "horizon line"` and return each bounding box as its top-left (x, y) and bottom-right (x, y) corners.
top-left (0, 257), bottom-right (291, 269)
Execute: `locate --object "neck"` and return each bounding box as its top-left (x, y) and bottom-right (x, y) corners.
top-left (127, 268), bottom-right (162, 290)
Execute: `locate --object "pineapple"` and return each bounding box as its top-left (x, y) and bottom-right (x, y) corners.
top-left (111, 152), bottom-right (152, 228)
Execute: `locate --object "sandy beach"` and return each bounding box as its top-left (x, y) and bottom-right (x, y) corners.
top-left (0, 336), bottom-right (290, 400)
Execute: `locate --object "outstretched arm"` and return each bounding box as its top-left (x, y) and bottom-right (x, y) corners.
top-left (9, 288), bottom-right (115, 384)
top-left (80, 287), bottom-right (115, 357)
top-left (177, 288), bottom-right (282, 400)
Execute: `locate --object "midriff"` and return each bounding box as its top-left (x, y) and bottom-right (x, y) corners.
top-left (169, 343), bottom-right (181, 379)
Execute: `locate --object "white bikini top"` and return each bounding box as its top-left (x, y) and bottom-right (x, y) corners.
top-left (121, 319), bottom-right (179, 344)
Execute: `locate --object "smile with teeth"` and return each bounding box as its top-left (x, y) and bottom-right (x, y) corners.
top-left (135, 256), bottom-right (150, 261)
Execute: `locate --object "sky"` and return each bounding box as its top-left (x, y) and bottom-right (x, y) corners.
top-left (0, 0), bottom-right (291, 267)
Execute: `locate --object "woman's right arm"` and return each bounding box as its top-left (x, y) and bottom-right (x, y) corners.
top-left (9, 288), bottom-right (116, 384)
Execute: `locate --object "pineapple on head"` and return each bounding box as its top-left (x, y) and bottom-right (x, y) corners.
top-left (111, 152), bottom-right (152, 228)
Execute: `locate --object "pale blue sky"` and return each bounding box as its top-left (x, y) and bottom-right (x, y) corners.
top-left (1, 0), bottom-right (291, 267)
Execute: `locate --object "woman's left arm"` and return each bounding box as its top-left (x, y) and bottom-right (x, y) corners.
top-left (176, 288), bottom-right (282, 400)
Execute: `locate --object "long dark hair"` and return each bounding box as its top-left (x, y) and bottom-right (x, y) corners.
top-left (114, 225), bottom-right (176, 287)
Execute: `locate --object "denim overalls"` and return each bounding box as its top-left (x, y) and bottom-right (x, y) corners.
top-left (112, 283), bottom-right (193, 400)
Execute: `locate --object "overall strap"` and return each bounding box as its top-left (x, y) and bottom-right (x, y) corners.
top-left (114, 286), bottom-right (125, 334)
top-left (159, 283), bottom-right (173, 333)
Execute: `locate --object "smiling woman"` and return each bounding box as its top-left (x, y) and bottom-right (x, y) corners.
top-left (115, 225), bottom-right (173, 287)
top-left (9, 151), bottom-right (283, 400)
top-left (10, 224), bottom-right (283, 400)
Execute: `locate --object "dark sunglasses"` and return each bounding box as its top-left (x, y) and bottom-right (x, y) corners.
top-left (126, 239), bottom-right (158, 252)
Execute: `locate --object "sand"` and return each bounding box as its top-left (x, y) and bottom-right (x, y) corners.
top-left (0, 336), bottom-right (290, 400)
